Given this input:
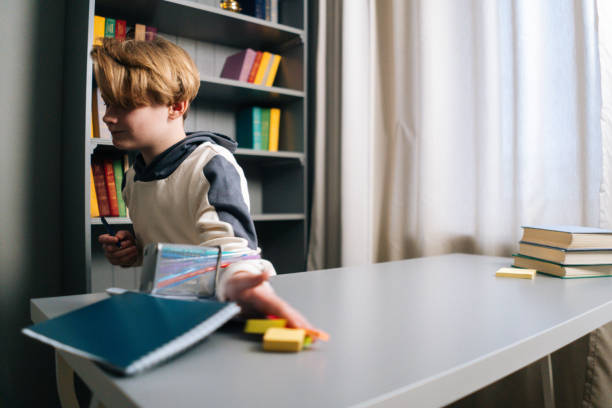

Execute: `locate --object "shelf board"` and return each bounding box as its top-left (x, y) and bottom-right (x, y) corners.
top-left (198, 76), bottom-right (304, 105)
top-left (96, 0), bottom-right (304, 51)
top-left (235, 148), bottom-right (304, 161)
top-left (252, 213), bottom-right (305, 222)
top-left (91, 214), bottom-right (304, 224)
top-left (91, 217), bottom-right (132, 225)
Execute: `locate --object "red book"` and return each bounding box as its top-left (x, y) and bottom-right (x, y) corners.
top-left (103, 159), bottom-right (120, 217)
top-left (91, 159), bottom-right (111, 217)
top-left (115, 20), bottom-right (127, 41)
top-left (247, 51), bottom-right (263, 83)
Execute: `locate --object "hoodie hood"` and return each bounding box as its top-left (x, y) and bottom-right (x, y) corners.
top-left (132, 132), bottom-right (237, 182)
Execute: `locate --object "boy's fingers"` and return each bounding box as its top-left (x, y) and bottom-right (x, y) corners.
top-left (98, 234), bottom-right (118, 244)
top-left (115, 230), bottom-right (133, 240)
top-left (227, 272), bottom-right (267, 299)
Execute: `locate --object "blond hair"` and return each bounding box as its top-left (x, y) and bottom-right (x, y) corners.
top-left (90, 37), bottom-right (200, 118)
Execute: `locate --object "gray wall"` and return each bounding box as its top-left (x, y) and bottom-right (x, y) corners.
top-left (0, 1), bottom-right (65, 406)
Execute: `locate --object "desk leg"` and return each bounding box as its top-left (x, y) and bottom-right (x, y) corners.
top-left (56, 351), bottom-right (79, 408)
top-left (540, 354), bottom-right (556, 408)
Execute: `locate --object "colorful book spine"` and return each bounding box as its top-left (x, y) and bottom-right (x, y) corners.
top-left (92, 160), bottom-right (111, 217)
top-left (103, 159), bottom-right (120, 217)
top-left (135, 24), bottom-right (146, 41)
top-left (93, 15), bottom-right (105, 46)
top-left (220, 49), bottom-right (256, 81)
top-left (268, 108), bottom-right (281, 151)
top-left (123, 154), bottom-right (130, 218)
top-left (115, 20), bottom-right (127, 41)
top-left (270, 0), bottom-right (278, 23)
top-left (254, 52), bottom-right (272, 85)
top-left (145, 26), bottom-right (157, 41)
top-left (264, 54), bottom-right (282, 87)
top-left (236, 107), bottom-right (262, 149)
top-left (112, 159), bottom-right (127, 218)
top-left (90, 167), bottom-right (100, 218)
top-left (104, 18), bottom-right (116, 38)
top-left (247, 51), bottom-right (263, 83)
top-left (260, 108), bottom-right (270, 150)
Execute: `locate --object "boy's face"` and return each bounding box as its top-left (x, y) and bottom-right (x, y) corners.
top-left (102, 103), bottom-right (171, 151)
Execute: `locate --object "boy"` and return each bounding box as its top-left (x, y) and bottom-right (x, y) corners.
top-left (92, 37), bottom-right (312, 329)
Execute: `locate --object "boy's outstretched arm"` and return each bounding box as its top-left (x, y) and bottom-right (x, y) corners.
top-left (224, 270), bottom-right (314, 330)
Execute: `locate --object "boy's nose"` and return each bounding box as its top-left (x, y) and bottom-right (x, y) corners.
top-left (103, 107), bottom-right (118, 124)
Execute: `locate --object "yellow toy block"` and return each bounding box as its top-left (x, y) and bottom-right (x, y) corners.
top-left (263, 328), bottom-right (306, 352)
top-left (495, 267), bottom-right (536, 280)
top-left (244, 318), bottom-right (287, 334)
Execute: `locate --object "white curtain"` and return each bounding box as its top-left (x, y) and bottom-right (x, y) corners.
top-left (320, 0), bottom-right (604, 267)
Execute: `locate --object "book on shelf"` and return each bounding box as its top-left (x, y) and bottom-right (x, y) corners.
top-left (268, 108), bottom-right (281, 151)
top-left (135, 23), bottom-right (146, 41)
top-left (260, 108), bottom-right (270, 150)
top-left (91, 160), bottom-right (111, 217)
top-left (22, 291), bottom-right (240, 376)
top-left (104, 18), bottom-right (115, 38)
top-left (270, 0), bottom-right (278, 22)
top-left (254, 52), bottom-right (272, 85)
top-left (145, 26), bottom-right (157, 41)
top-left (115, 19), bottom-right (127, 41)
top-left (103, 159), bottom-right (120, 217)
top-left (247, 51), bottom-right (263, 83)
top-left (518, 241), bottom-right (612, 265)
top-left (90, 167), bottom-right (100, 218)
top-left (236, 107), bottom-right (263, 149)
top-left (512, 254), bottom-right (612, 278)
top-left (220, 48), bottom-right (256, 82)
top-left (112, 159), bottom-right (127, 218)
top-left (123, 154), bottom-right (131, 218)
top-left (521, 225), bottom-right (612, 250)
top-left (264, 54), bottom-right (281, 87)
top-left (93, 15), bottom-right (105, 46)
top-left (241, 0), bottom-right (276, 21)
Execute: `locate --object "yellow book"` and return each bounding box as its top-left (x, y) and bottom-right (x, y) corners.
top-left (268, 108), bottom-right (281, 151)
top-left (135, 24), bottom-right (146, 41)
top-left (254, 52), bottom-right (272, 85)
top-left (244, 318), bottom-right (286, 334)
top-left (263, 328), bottom-right (305, 352)
top-left (495, 267), bottom-right (536, 280)
top-left (90, 166), bottom-right (100, 217)
top-left (93, 16), bottom-right (105, 46)
top-left (264, 54), bottom-right (282, 87)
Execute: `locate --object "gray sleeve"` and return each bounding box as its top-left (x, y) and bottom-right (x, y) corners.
top-left (202, 155), bottom-right (258, 250)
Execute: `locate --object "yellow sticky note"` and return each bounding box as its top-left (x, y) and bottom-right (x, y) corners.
top-left (263, 328), bottom-right (305, 352)
top-left (496, 267), bottom-right (536, 280)
top-left (244, 318), bottom-right (286, 334)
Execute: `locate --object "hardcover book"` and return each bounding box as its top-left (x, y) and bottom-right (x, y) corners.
top-left (268, 108), bottom-right (281, 151)
top-left (220, 48), bottom-right (256, 82)
top-left (91, 160), bottom-right (111, 217)
top-left (521, 225), bottom-right (612, 250)
top-left (93, 16), bottom-right (105, 46)
top-left (115, 20), bottom-right (127, 41)
top-left (260, 108), bottom-right (270, 150)
top-left (104, 18), bottom-right (115, 38)
top-left (236, 107), bottom-right (262, 149)
top-left (254, 52), bottom-right (272, 85)
top-left (247, 51), bottom-right (263, 83)
top-left (264, 54), bottom-right (282, 87)
top-left (103, 159), bottom-right (120, 217)
top-left (112, 159), bottom-right (127, 218)
top-left (22, 292), bottom-right (240, 375)
top-left (512, 254), bottom-right (612, 278)
top-left (518, 241), bottom-right (612, 265)
top-left (90, 167), bottom-right (100, 218)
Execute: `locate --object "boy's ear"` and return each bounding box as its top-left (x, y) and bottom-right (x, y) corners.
top-left (168, 101), bottom-right (189, 120)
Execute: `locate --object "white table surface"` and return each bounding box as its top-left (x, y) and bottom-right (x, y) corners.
top-left (30, 254), bottom-right (612, 407)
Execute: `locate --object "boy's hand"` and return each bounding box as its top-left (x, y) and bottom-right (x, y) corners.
top-left (225, 271), bottom-right (314, 331)
top-left (98, 230), bottom-right (138, 267)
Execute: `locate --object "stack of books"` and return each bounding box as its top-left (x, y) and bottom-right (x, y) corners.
top-left (236, 106), bottom-right (281, 151)
top-left (91, 154), bottom-right (129, 218)
top-left (220, 48), bottom-right (282, 87)
top-left (513, 225), bottom-right (612, 278)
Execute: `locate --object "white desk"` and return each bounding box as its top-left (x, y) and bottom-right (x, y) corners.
top-left (30, 254), bottom-right (612, 407)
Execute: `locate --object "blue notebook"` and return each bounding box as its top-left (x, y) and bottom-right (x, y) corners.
top-left (22, 292), bottom-right (240, 375)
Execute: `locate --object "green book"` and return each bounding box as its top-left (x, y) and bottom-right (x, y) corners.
top-left (236, 107), bottom-right (262, 149)
top-left (260, 108), bottom-right (270, 150)
top-left (112, 159), bottom-right (127, 218)
top-left (104, 18), bottom-right (116, 38)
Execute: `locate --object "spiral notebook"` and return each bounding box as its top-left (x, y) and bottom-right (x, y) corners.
top-left (22, 292), bottom-right (240, 375)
